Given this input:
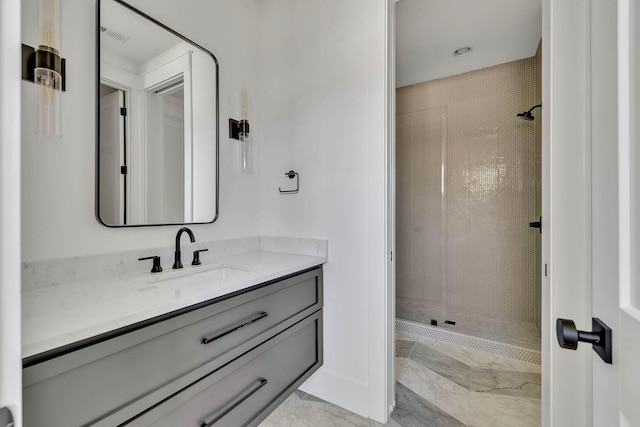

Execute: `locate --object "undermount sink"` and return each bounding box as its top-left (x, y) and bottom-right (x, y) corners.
top-left (137, 264), bottom-right (250, 286)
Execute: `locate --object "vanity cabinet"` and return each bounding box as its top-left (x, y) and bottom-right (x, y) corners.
top-left (125, 313), bottom-right (321, 427)
top-left (23, 267), bottom-right (323, 427)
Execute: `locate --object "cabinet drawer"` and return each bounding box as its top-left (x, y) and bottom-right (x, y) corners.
top-left (125, 311), bottom-right (322, 427)
top-left (23, 268), bottom-right (322, 427)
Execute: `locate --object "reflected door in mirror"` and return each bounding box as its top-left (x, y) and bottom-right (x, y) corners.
top-left (99, 86), bottom-right (126, 224)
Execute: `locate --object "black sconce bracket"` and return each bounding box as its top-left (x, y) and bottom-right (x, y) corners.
top-left (22, 44), bottom-right (67, 91)
top-left (22, 44), bottom-right (66, 91)
top-left (229, 118), bottom-right (249, 140)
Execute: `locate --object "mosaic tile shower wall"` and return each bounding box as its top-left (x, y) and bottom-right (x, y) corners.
top-left (396, 57), bottom-right (539, 331)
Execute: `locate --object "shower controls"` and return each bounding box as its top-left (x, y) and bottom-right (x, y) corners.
top-left (556, 318), bottom-right (612, 364)
top-left (529, 216), bottom-right (542, 233)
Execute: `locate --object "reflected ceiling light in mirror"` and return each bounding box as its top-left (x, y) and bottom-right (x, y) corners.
top-left (35, 0), bottom-right (63, 136)
top-left (229, 88), bottom-right (251, 172)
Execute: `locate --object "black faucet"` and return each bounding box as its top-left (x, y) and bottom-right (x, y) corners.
top-left (173, 227), bottom-right (195, 269)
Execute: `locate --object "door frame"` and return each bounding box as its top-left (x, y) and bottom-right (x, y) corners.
top-left (0, 0), bottom-right (23, 423)
top-left (543, 0), bottom-right (595, 425)
top-left (385, 0), bottom-right (397, 417)
top-left (366, 0), bottom-right (395, 422)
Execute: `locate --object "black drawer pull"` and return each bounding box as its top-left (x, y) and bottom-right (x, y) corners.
top-left (201, 312), bottom-right (268, 345)
top-left (199, 378), bottom-right (268, 427)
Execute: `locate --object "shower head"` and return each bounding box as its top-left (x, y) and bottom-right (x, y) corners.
top-left (517, 104), bottom-right (542, 121)
top-left (517, 111), bottom-right (535, 121)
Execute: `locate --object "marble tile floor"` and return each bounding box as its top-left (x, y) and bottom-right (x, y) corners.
top-left (261, 332), bottom-right (540, 427)
top-left (259, 390), bottom-right (402, 427)
top-left (393, 331), bottom-right (541, 427)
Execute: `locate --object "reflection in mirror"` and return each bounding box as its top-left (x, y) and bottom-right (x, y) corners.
top-left (98, 0), bottom-right (218, 226)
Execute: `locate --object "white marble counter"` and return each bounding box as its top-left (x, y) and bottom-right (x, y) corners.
top-left (23, 243), bottom-right (327, 359)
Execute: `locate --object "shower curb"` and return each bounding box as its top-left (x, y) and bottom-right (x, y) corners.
top-left (396, 318), bottom-right (541, 365)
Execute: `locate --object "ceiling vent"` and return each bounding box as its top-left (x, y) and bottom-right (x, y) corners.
top-left (100, 26), bottom-right (130, 43)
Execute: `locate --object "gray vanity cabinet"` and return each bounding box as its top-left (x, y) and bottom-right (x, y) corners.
top-left (22, 267), bottom-right (323, 427)
top-left (126, 313), bottom-right (321, 427)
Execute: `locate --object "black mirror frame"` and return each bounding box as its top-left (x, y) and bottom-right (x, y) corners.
top-left (95, 0), bottom-right (219, 228)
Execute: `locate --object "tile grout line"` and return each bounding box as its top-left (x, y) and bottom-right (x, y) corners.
top-left (406, 340), bottom-right (416, 359)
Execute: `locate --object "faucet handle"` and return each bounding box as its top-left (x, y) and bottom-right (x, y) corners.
top-left (192, 249), bottom-right (209, 266)
top-left (139, 256), bottom-right (163, 273)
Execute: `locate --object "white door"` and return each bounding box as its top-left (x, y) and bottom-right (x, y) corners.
top-left (617, 0), bottom-right (640, 424)
top-left (546, 0), bottom-right (640, 425)
top-left (99, 90), bottom-right (126, 225)
top-left (0, 0), bottom-right (22, 425)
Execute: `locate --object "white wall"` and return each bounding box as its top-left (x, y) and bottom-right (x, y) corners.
top-left (21, 0), bottom-right (260, 261)
top-left (257, 0), bottom-right (389, 420)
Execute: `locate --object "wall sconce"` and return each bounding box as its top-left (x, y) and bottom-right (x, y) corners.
top-left (22, 0), bottom-right (65, 137)
top-left (229, 88), bottom-right (251, 171)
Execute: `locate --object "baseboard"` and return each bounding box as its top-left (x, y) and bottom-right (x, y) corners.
top-left (298, 367), bottom-right (370, 419)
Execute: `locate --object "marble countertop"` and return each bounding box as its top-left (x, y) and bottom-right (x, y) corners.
top-left (22, 250), bottom-right (327, 359)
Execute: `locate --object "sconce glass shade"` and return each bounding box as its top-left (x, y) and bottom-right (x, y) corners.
top-left (39, 0), bottom-right (60, 52)
top-left (240, 131), bottom-right (251, 171)
top-left (36, 0), bottom-right (62, 137)
top-left (239, 88), bottom-right (250, 171)
top-left (35, 64), bottom-right (62, 137)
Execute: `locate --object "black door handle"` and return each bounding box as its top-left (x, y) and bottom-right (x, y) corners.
top-left (556, 317), bottom-right (612, 364)
top-left (0, 407), bottom-right (14, 427)
top-left (529, 216), bottom-right (542, 233)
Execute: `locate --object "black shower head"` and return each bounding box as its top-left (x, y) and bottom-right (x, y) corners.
top-left (517, 111), bottom-right (535, 121)
top-left (517, 104), bottom-right (542, 121)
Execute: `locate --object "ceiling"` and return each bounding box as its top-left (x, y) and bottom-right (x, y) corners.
top-left (101, 0), bottom-right (183, 72)
top-left (395, 0), bottom-right (542, 87)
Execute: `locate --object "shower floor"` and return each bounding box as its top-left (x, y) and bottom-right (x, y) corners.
top-left (397, 297), bottom-right (541, 350)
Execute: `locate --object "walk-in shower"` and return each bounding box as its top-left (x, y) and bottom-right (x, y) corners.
top-left (395, 53), bottom-right (542, 350)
